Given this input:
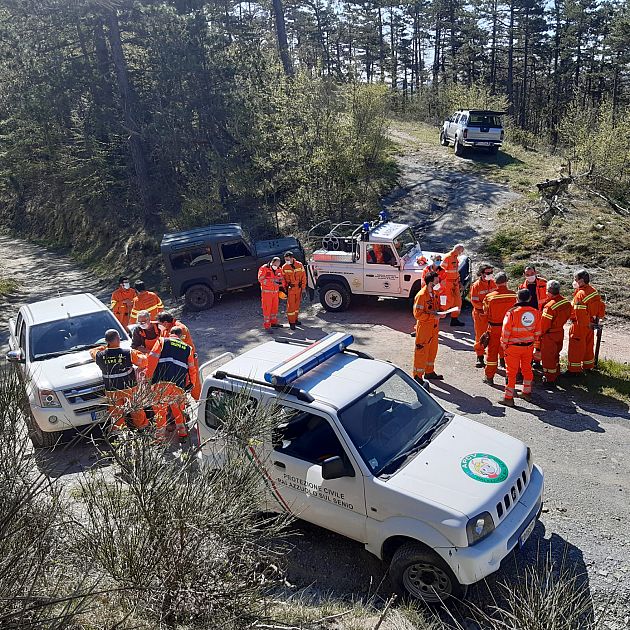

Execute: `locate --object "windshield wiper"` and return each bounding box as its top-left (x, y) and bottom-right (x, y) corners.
top-left (67, 343), bottom-right (103, 352)
top-left (33, 351), bottom-right (70, 361)
top-left (378, 412), bottom-right (454, 477)
top-left (33, 343), bottom-right (102, 361)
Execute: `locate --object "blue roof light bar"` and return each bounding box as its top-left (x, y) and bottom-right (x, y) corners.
top-left (264, 332), bottom-right (354, 387)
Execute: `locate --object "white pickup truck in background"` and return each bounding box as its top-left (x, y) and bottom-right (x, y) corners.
top-left (440, 109), bottom-right (505, 156)
top-left (6, 293), bottom-right (130, 447)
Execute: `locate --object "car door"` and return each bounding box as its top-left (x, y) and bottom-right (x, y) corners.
top-left (447, 113), bottom-right (459, 139)
top-left (220, 239), bottom-right (257, 289)
top-left (364, 244), bottom-right (402, 295)
top-left (267, 405), bottom-right (368, 542)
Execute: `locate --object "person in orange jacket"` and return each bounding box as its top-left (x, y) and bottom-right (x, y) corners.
top-left (146, 327), bottom-right (197, 441)
top-left (540, 280), bottom-right (572, 386)
top-left (157, 311), bottom-right (200, 400)
top-left (412, 271), bottom-right (445, 382)
top-left (519, 265), bottom-right (548, 365)
top-left (90, 329), bottom-right (148, 433)
top-left (566, 269), bottom-right (605, 376)
top-left (258, 257), bottom-right (283, 331)
top-left (421, 254), bottom-right (447, 288)
top-left (442, 243), bottom-right (465, 327)
top-left (129, 281), bottom-right (164, 324)
top-left (482, 272), bottom-right (516, 384)
top-left (469, 262), bottom-right (497, 368)
top-left (282, 251), bottom-right (306, 330)
top-left (499, 288), bottom-right (541, 407)
top-left (110, 276), bottom-right (136, 329)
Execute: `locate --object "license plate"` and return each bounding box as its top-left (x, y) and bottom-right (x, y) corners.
top-left (477, 142), bottom-right (489, 146)
top-left (519, 517), bottom-right (536, 548)
top-left (91, 409), bottom-right (108, 422)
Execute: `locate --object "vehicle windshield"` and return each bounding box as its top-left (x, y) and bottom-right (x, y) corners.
top-left (468, 113), bottom-right (502, 127)
top-left (393, 228), bottom-right (418, 258)
top-left (338, 369), bottom-right (445, 476)
top-left (29, 312), bottom-right (128, 361)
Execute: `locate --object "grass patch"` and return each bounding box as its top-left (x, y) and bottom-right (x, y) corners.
top-left (0, 276), bottom-right (18, 297)
top-left (574, 358), bottom-right (630, 404)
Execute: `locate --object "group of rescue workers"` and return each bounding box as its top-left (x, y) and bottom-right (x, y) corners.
top-left (412, 245), bottom-right (605, 407)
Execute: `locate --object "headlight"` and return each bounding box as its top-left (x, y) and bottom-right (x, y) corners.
top-left (466, 511), bottom-right (495, 545)
top-left (38, 388), bottom-right (62, 408)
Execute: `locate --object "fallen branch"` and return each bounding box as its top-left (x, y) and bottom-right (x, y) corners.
top-left (373, 594), bottom-right (397, 630)
top-left (583, 186), bottom-right (630, 217)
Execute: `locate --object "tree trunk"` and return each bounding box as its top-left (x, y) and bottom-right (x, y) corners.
top-left (105, 9), bottom-right (153, 221)
top-left (490, 0), bottom-right (498, 94)
top-left (520, 5), bottom-right (529, 128)
top-left (378, 5), bottom-right (385, 82)
top-left (507, 0), bottom-right (515, 114)
top-left (271, 0), bottom-right (293, 76)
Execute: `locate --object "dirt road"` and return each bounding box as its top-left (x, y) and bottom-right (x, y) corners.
top-left (1, 139), bottom-right (629, 623)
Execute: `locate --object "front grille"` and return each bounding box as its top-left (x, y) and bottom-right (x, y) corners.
top-left (495, 468), bottom-right (529, 522)
top-left (62, 382), bottom-right (105, 405)
top-left (75, 403), bottom-right (108, 416)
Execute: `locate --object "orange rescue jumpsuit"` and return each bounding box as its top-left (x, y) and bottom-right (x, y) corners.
top-left (130, 291), bottom-right (164, 324)
top-left (501, 305), bottom-right (541, 401)
top-left (482, 287), bottom-right (516, 379)
top-left (519, 276), bottom-right (547, 361)
top-left (540, 294), bottom-right (572, 383)
top-left (282, 260), bottom-right (306, 325)
top-left (159, 320), bottom-right (200, 400)
top-left (258, 263), bottom-right (283, 329)
top-left (412, 285), bottom-right (440, 379)
top-left (90, 346), bottom-right (148, 430)
top-left (442, 248), bottom-right (462, 317)
top-left (567, 284), bottom-right (605, 373)
top-left (470, 277), bottom-right (497, 358)
top-left (146, 336), bottom-right (197, 439)
top-left (111, 287), bottom-right (137, 328)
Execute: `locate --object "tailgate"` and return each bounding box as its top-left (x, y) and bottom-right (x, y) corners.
top-left (467, 126), bottom-right (502, 141)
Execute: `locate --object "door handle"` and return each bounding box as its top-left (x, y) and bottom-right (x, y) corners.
top-left (273, 461), bottom-right (286, 469)
top-left (366, 274), bottom-right (374, 278)
top-left (242, 268), bottom-right (251, 272)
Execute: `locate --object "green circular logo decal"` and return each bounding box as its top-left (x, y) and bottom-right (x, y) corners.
top-left (460, 453), bottom-right (508, 484)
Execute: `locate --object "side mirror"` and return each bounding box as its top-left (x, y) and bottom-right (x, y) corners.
top-left (6, 349), bottom-right (25, 364)
top-left (321, 455), bottom-right (355, 480)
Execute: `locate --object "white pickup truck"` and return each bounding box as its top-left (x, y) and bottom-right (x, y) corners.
top-left (6, 293), bottom-right (130, 447)
top-left (197, 333), bottom-right (544, 602)
top-left (440, 110), bottom-right (505, 156)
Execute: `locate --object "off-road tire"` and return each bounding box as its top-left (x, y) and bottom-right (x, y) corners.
top-left (439, 130), bottom-right (448, 146)
top-left (389, 542), bottom-right (467, 603)
top-left (454, 136), bottom-right (465, 157)
top-left (488, 145), bottom-right (499, 155)
top-left (319, 282), bottom-right (351, 312)
top-left (21, 395), bottom-right (61, 448)
top-left (185, 284), bottom-right (215, 311)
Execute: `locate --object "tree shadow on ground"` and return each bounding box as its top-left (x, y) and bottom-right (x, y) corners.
top-left (428, 380), bottom-right (507, 419)
top-left (458, 148), bottom-right (526, 169)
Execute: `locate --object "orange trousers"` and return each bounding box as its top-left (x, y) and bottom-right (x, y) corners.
top-left (567, 323), bottom-right (591, 373)
top-left (541, 330), bottom-right (564, 382)
top-left (504, 345), bottom-right (534, 400)
top-left (472, 309), bottom-right (487, 357)
top-left (261, 290), bottom-right (279, 329)
top-left (444, 280), bottom-right (462, 317)
top-left (190, 354), bottom-right (201, 400)
top-left (484, 327), bottom-right (503, 378)
top-left (152, 382), bottom-right (188, 438)
top-left (106, 387), bottom-right (148, 429)
top-left (286, 287), bottom-right (302, 324)
top-left (413, 322), bottom-right (439, 378)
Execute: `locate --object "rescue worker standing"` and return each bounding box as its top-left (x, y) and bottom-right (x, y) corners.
top-left (412, 271), bottom-right (444, 382)
top-left (146, 326), bottom-right (197, 441)
top-left (566, 269), bottom-right (605, 376)
top-left (281, 251), bottom-right (306, 330)
top-left (520, 265), bottom-right (548, 365)
top-left (540, 280), bottom-right (572, 386)
top-left (421, 254), bottom-right (447, 288)
top-left (111, 276), bottom-right (136, 328)
top-left (442, 243), bottom-right (465, 327)
top-left (258, 256), bottom-right (283, 331)
top-left (130, 281), bottom-right (164, 324)
top-left (131, 310), bottom-right (160, 354)
top-left (482, 272), bottom-right (516, 384)
top-left (157, 311), bottom-right (200, 400)
top-left (90, 329), bottom-right (148, 433)
top-left (499, 289), bottom-right (541, 407)
top-left (469, 263), bottom-right (497, 368)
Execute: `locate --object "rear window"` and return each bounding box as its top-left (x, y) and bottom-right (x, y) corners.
top-left (468, 114), bottom-right (502, 127)
top-left (170, 246), bottom-right (213, 270)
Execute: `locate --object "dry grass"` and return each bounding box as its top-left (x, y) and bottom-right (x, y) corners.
top-left (0, 276), bottom-right (18, 297)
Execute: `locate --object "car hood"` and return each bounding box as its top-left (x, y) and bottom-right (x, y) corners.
top-left (255, 237), bottom-right (303, 261)
top-left (385, 414), bottom-right (528, 519)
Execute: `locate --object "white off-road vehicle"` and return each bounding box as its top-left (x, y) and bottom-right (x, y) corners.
top-left (440, 109), bottom-right (505, 156)
top-left (196, 333), bottom-right (544, 602)
top-left (6, 293), bottom-right (130, 447)
top-left (306, 216), bottom-right (471, 312)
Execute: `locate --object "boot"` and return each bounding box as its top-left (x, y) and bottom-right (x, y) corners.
top-left (482, 376), bottom-right (494, 385)
top-left (450, 317), bottom-right (465, 327)
top-left (498, 398), bottom-right (515, 407)
top-left (295, 320), bottom-right (302, 326)
top-left (476, 356), bottom-right (485, 368)
top-left (532, 361), bottom-right (542, 370)
top-left (290, 323), bottom-right (296, 330)
top-left (413, 375), bottom-right (425, 385)
top-left (542, 377), bottom-right (557, 389)
top-left (520, 393), bottom-right (533, 402)
top-left (562, 370), bottom-right (582, 378)
top-left (271, 323), bottom-right (282, 328)
top-left (499, 358), bottom-right (506, 368)
top-left (424, 372), bottom-right (444, 380)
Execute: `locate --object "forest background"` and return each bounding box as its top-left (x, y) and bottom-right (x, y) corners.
top-left (0, 0), bottom-right (628, 274)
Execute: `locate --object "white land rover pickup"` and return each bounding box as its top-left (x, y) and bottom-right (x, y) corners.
top-left (6, 293), bottom-right (130, 447)
top-left (307, 217), bottom-right (471, 312)
top-left (440, 109), bottom-right (505, 156)
top-left (197, 333), bottom-right (544, 602)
